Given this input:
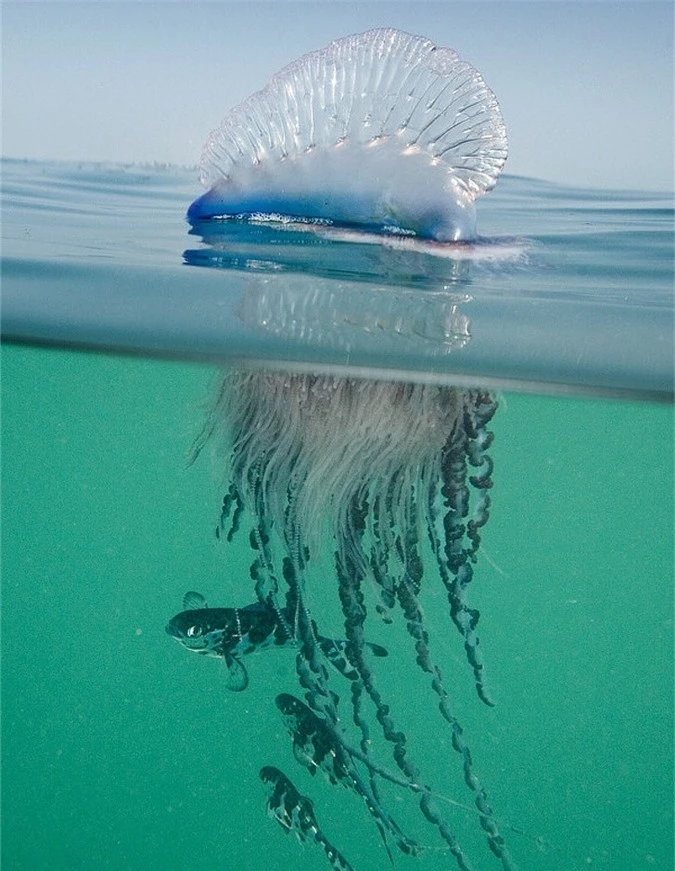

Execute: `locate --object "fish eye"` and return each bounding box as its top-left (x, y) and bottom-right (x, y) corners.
top-left (186, 625), bottom-right (202, 637)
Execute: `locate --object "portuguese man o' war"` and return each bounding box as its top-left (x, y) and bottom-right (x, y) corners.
top-left (176, 27), bottom-right (524, 871)
top-left (188, 28), bottom-right (507, 242)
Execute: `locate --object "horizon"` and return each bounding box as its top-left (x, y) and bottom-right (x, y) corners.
top-left (3, 1), bottom-right (673, 193)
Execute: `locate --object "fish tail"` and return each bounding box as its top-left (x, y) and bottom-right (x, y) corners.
top-left (312, 829), bottom-right (356, 871)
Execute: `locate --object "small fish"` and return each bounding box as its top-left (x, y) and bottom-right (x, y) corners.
top-left (275, 692), bottom-right (350, 785)
top-left (260, 765), bottom-right (354, 871)
top-left (275, 693), bottom-right (419, 858)
top-left (166, 591), bottom-right (387, 691)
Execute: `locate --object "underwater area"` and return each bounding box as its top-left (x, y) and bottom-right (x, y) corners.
top-left (2, 159), bottom-right (673, 871)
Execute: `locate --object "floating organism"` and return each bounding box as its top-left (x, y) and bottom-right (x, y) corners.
top-left (187, 28), bottom-right (506, 243)
top-left (184, 27), bottom-right (517, 870)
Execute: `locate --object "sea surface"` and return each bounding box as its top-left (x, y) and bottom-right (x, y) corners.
top-left (1, 160), bottom-right (673, 871)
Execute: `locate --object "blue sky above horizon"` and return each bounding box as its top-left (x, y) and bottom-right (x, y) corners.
top-left (3, 1), bottom-right (673, 192)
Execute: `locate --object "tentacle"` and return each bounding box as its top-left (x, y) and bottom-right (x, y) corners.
top-left (247, 477), bottom-right (403, 856)
top-left (464, 394), bottom-right (497, 559)
top-left (205, 372), bottom-right (509, 868)
top-left (396, 501), bottom-right (515, 871)
top-left (280, 550), bottom-right (336, 717)
top-left (276, 689), bottom-right (531, 845)
top-left (223, 386), bottom-right (419, 861)
top-left (428, 392), bottom-right (496, 707)
top-left (247, 465), bottom-right (295, 639)
top-left (370, 494), bottom-right (396, 623)
top-left (282, 545), bottom-right (416, 862)
top-left (396, 482), bottom-right (514, 869)
top-left (349, 659), bottom-right (384, 811)
top-left (336, 491), bottom-right (476, 870)
top-left (340, 491), bottom-right (386, 812)
top-left (216, 481), bottom-right (244, 542)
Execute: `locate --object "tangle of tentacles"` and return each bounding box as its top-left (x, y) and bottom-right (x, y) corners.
top-left (196, 370), bottom-right (513, 871)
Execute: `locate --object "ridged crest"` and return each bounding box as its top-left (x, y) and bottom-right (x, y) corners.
top-left (199, 28), bottom-right (507, 200)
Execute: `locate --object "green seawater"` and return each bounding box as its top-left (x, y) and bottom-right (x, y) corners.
top-left (2, 343), bottom-right (672, 871)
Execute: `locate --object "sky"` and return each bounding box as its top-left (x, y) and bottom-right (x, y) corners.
top-left (2, 1), bottom-right (673, 191)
